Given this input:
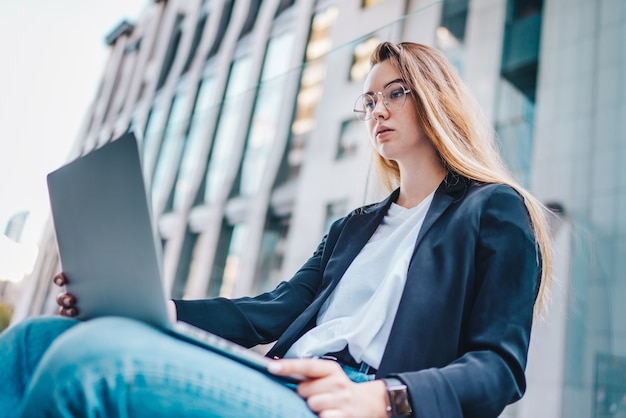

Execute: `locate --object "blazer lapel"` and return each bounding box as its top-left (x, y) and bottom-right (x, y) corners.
top-left (320, 190), bottom-right (398, 290)
top-left (270, 177), bottom-right (469, 359)
top-left (412, 172), bottom-right (469, 254)
top-left (267, 190), bottom-right (398, 358)
top-left (376, 173), bottom-right (470, 375)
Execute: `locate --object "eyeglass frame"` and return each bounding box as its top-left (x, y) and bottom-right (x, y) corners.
top-left (352, 81), bottom-right (412, 121)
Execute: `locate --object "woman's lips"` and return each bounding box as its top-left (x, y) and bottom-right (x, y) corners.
top-left (376, 126), bottom-right (393, 139)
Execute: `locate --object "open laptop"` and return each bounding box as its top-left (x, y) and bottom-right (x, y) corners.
top-left (46, 131), bottom-right (302, 383)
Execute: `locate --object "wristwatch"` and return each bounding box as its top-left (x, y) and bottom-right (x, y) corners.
top-left (382, 377), bottom-right (413, 417)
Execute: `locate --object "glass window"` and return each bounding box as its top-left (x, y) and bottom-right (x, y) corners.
top-left (279, 6), bottom-right (337, 185)
top-left (240, 0), bottom-right (261, 38)
top-left (208, 0), bottom-right (233, 58)
top-left (275, 0), bottom-right (295, 18)
top-left (172, 76), bottom-right (217, 211)
top-left (325, 200), bottom-right (347, 234)
top-left (439, 0), bottom-right (469, 43)
top-left (219, 224), bottom-right (248, 298)
top-left (183, 13), bottom-right (208, 73)
top-left (206, 221), bottom-right (234, 297)
top-left (496, 0), bottom-right (544, 186)
top-left (151, 92), bottom-right (190, 214)
top-left (512, 0), bottom-right (542, 19)
top-left (253, 216), bottom-right (289, 294)
top-left (494, 79), bottom-right (534, 187)
top-left (350, 37), bottom-right (379, 81)
top-left (157, 14), bottom-right (184, 90)
top-left (170, 230), bottom-right (199, 299)
top-left (594, 354), bottom-right (626, 417)
top-left (501, 0), bottom-right (543, 102)
top-left (238, 32), bottom-right (295, 196)
top-left (435, 0), bottom-right (469, 76)
top-left (337, 118), bottom-right (364, 159)
top-left (204, 56), bottom-right (253, 202)
top-left (362, 0), bottom-right (385, 8)
top-left (142, 104), bottom-right (168, 183)
top-left (291, 63), bottom-right (324, 136)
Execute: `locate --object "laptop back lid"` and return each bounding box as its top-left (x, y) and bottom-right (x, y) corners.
top-left (47, 132), bottom-right (168, 327)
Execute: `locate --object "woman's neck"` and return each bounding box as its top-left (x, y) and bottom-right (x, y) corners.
top-left (396, 159), bottom-right (447, 209)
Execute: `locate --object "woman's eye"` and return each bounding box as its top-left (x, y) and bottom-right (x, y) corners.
top-left (389, 89), bottom-right (403, 99)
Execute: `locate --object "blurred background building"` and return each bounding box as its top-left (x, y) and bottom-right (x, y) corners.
top-left (7, 0), bottom-right (625, 417)
top-left (0, 210), bottom-right (34, 326)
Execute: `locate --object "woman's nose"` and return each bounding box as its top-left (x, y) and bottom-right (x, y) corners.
top-left (372, 98), bottom-right (388, 119)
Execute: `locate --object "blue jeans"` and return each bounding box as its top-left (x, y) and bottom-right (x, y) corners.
top-left (0, 316), bottom-right (373, 418)
top-left (0, 316), bottom-right (78, 418)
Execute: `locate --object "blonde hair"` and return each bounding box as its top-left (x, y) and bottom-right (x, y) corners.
top-left (370, 41), bottom-right (552, 316)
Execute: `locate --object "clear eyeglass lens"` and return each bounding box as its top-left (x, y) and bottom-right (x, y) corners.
top-left (385, 83), bottom-right (408, 109)
top-left (353, 82), bottom-right (408, 121)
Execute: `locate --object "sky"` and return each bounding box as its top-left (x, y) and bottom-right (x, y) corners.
top-left (0, 0), bottom-right (147, 281)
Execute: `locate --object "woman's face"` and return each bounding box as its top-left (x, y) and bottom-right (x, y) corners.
top-left (362, 60), bottom-right (429, 163)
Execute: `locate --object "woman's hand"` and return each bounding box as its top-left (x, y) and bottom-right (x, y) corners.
top-left (269, 358), bottom-right (389, 418)
top-left (53, 273), bottom-right (79, 317)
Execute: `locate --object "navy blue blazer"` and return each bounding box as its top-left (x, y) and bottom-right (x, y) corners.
top-left (175, 173), bottom-right (542, 418)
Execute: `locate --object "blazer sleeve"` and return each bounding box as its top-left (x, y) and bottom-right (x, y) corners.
top-left (173, 235), bottom-right (327, 347)
top-left (397, 185), bottom-right (542, 418)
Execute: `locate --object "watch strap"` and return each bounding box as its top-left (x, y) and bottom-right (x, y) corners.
top-left (382, 377), bottom-right (413, 417)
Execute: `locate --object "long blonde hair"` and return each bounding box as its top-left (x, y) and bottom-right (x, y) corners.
top-left (370, 41), bottom-right (552, 316)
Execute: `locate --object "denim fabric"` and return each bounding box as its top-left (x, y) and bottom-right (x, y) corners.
top-left (1, 316), bottom-right (382, 417)
top-left (0, 316), bottom-right (79, 418)
top-left (4, 317), bottom-right (316, 418)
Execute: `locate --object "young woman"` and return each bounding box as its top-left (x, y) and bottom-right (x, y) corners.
top-left (0, 41), bottom-right (552, 418)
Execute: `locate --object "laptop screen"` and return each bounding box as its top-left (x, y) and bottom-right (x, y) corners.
top-left (47, 132), bottom-right (169, 327)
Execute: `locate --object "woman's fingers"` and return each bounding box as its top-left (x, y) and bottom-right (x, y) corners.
top-left (269, 358), bottom-right (388, 417)
top-left (58, 306), bottom-right (78, 317)
top-left (269, 358), bottom-right (342, 380)
top-left (53, 272), bottom-right (67, 287)
top-left (56, 293), bottom-right (78, 317)
top-left (56, 292), bottom-right (78, 317)
top-left (54, 274), bottom-right (78, 317)
top-left (56, 292), bottom-right (76, 308)
top-left (55, 292), bottom-right (66, 307)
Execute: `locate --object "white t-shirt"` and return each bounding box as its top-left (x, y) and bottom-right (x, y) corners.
top-left (284, 192), bottom-right (434, 369)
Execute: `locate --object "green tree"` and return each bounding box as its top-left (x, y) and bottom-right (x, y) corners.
top-left (0, 302), bottom-right (13, 332)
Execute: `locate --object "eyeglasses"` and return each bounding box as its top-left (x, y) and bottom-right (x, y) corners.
top-left (353, 82), bottom-right (411, 121)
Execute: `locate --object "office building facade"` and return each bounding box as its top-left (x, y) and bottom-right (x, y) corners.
top-left (13, 0), bottom-right (626, 417)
